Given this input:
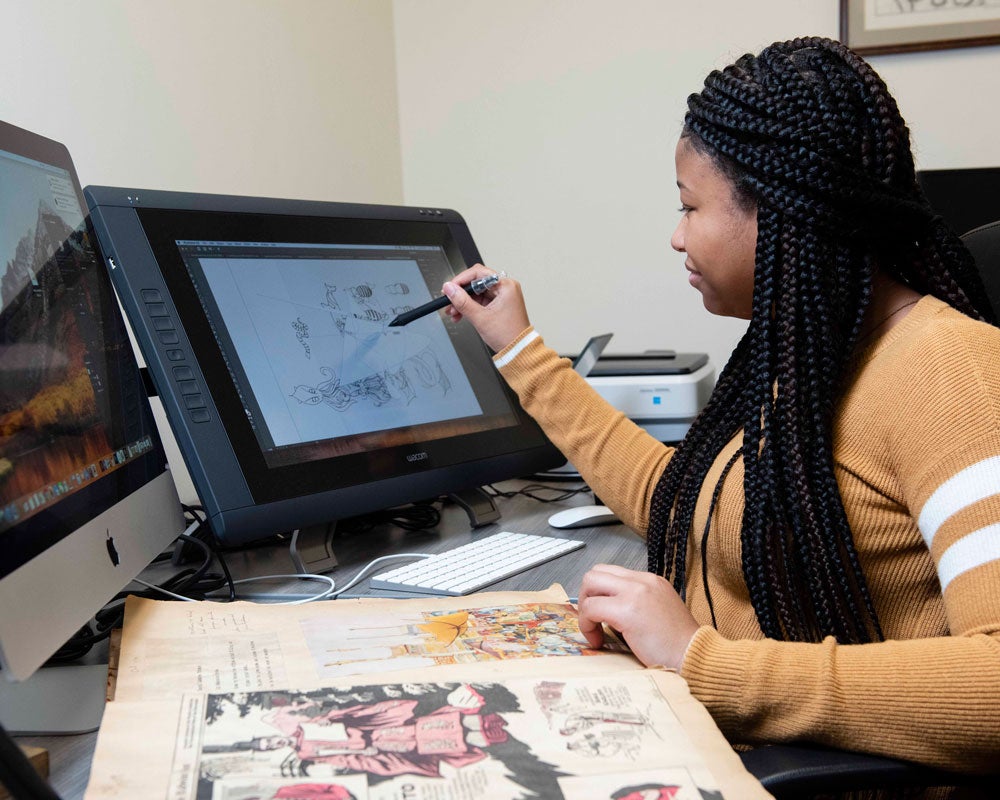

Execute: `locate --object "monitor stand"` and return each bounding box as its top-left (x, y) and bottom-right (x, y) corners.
top-left (289, 521), bottom-right (340, 574)
top-left (448, 487), bottom-right (501, 527)
top-left (0, 664), bottom-right (108, 734)
top-left (287, 487), bottom-right (501, 574)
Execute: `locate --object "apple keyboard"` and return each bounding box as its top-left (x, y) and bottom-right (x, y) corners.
top-left (369, 531), bottom-right (585, 596)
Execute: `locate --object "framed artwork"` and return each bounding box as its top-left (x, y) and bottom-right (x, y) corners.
top-left (840, 0), bottom-right (1000, 55)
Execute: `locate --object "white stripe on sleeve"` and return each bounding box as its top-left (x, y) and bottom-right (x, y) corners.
top-left (937, 524), bottom-right (1000, 591)
top-left (917, 455), bottom-right (1000, 548)
top-left (493, 330), bottom-right (540, 369)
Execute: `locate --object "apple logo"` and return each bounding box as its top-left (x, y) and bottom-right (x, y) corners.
top-left (106, 530), bottom-right (120, 566)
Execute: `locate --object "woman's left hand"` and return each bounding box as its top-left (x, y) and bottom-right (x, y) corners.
top-left (577, 564), bottom-right (700, 671)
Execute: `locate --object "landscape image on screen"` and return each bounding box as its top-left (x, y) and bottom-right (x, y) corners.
top-left (0, 155), bottom-right (148, 540)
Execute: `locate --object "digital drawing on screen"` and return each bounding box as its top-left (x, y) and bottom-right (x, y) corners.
top-left (197, 255), bottom-right (483, 448)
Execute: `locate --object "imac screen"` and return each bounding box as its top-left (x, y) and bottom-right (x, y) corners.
top-left (83, 192), bottom-right (561, 543)
top-left (0, 123), bottom-right (183, 682)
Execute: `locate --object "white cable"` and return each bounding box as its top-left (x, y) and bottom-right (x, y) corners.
top-left (328, 553), bottom-right (431, 598)
top-left (143, 553), bottom-right (433, 604)
top-left (128, 519), bottom-right (209, 600)
top-left (230, 573), bottom-right (338, 605)
top-left (132, 577), bottom-right (200, 602)
top-left (135, 573), bottom-right (337, 605)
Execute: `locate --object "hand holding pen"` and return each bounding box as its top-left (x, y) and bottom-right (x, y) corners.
top-left (441, 265), bottom-right (532, 353)
top-left (388, 270), bottom-right (507, 326)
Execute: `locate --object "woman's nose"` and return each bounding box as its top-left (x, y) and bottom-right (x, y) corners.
top-left (670, 218), bottom-right (685, 252)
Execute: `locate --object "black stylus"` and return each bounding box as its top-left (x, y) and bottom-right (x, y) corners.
top-left (388, 272), bottom-right (503, 326)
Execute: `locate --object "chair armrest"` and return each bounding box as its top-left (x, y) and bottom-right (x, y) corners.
top-left (739, 744), bottom-right (995, 798)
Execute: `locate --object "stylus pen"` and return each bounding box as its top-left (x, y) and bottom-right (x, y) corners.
top-left (388, 272), bottom-right (504, 327)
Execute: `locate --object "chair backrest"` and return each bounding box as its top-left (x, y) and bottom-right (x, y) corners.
top-left (961, 220), bottom-right (1000, 320)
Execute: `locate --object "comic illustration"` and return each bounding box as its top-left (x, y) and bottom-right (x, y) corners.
top-left (559, 769), bottom-right (709, 799)
top-left (205, 776), bottom-right (369, 800)
top-left (167, 675), bottom-right (716, 800)
top-left (299, 603), bottom-right (623, 680)
top-left (92, 594), bottom-right (768, 799)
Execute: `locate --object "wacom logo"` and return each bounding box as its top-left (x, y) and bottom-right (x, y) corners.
top-left (406, 452), bottom-right (429, 463)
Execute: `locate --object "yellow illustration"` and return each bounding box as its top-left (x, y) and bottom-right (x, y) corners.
top-left (320, 603), bottom-right (605, 670)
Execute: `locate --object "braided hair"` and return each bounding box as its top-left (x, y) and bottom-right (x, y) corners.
top-left (646, 37), bottom-right (995, 644)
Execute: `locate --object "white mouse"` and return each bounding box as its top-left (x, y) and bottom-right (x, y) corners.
top-left (547, 505), bottom-right (621, 529)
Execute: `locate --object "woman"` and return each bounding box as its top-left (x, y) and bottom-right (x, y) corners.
top-left (442, 37), bottom-right (1000, 775)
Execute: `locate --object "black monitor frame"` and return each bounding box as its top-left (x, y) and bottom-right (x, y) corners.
top-left (83, 187), bottom-right (561, 546)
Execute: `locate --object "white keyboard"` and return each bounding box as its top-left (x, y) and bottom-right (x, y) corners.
top-left (369, 531), bottom-right (585, 596)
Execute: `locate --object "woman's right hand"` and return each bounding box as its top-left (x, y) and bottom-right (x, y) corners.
top-left (443, 264), bottom-right (531, 353)
top-left (577, 564), bottom-right (699, 671)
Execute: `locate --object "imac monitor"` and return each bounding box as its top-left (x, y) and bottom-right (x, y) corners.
top-left (0, 121), bottom-right (185, 690)
top-left (82, 187), bottom-right (562, 548)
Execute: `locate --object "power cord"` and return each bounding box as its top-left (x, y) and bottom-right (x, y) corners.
top-left (483, 481), bottom-right (593, 503)
top-left (335, 500), bottom-right (442, 533)
top-left (44, 515), bottom-right (234, 666)
top-left (141, 552), bottom-right (433, 604)
top-left (136, 502), bottom-right (438, 604)
top-left (53, 491), bottom-right (521, 613)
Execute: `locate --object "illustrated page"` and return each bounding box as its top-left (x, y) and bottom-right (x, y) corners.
top-left (112, 588), bottom-right (640, 702)
top-left (86, 672), bottom-right (771, 800)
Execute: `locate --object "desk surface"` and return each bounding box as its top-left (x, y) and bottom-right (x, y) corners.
top-left (16, 481), bottom-right (646, 799)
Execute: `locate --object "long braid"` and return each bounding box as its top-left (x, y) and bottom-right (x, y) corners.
top-left (648, 37), bottom-right (995, 644)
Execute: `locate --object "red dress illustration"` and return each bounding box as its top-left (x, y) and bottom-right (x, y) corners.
top-left (264, 685), bottom-right (508, 778)
top-left (269, 785), bottom-right (355, 800)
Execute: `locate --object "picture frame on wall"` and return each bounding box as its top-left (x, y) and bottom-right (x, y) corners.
top-left (840, 0), bottom-right (1000, 55)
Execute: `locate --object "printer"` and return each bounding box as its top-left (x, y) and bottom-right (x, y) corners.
top-left (586, 351), bottom-right (714, 443)
top-left (545, 343), bottom-right (715, 476)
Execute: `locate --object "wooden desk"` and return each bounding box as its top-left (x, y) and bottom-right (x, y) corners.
top-left (16, 482), bottom-right (646, 799)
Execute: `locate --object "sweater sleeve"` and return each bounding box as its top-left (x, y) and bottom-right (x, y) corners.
top-left (681, 314), bottom-right (1000, 773)
top-left (680, 624), bottom-right (1000, 772)
top-left (493, 328), bottom-right (673, 536)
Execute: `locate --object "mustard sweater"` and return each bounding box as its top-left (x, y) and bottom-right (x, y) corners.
top-left (494, 295), bottom-right (1000, 773)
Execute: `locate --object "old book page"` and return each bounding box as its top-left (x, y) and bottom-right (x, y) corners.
top-left (111, 586), bottom-right (642, 701)
top-left (87, 587), bottom-right (772, 799)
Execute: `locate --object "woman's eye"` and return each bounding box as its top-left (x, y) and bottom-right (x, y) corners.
top-left (678, 205), bottom-right (692, 214)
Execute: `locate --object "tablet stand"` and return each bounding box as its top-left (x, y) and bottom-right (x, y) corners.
top-left (289, 521), bottom-right (340, 574)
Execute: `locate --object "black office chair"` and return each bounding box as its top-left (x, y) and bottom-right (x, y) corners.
top-left (961, 219), bottom-right (1000, 320)
top-left (738, 221), bottom-right (1000, 799)
top-left (740, 744), bottom-right (997, 798)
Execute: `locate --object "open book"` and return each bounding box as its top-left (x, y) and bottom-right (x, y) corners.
top-left (84, 585), bottom-right (771, 799)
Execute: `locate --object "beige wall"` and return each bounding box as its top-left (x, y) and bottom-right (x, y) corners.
top-left (0, 0), bottom-right (403, 203)
top-left (3, 3), bottom-right (998, 498)
top-left (4, 2), bottom-right (992, 376)
top-left (0, 0), bottom-right (404, 502)
top-left (393, 1), bottom-right (1000, 372)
